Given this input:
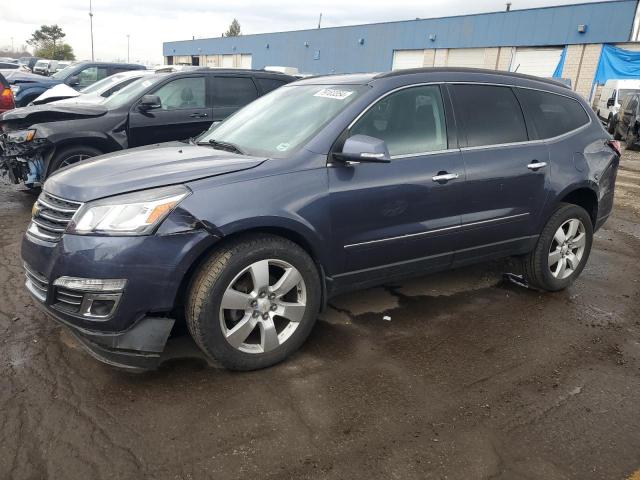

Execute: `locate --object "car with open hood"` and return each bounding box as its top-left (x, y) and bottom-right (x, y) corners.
top-left (0, 68), bottom-right (295, 187)
top-left (20, 68), bottom-right (619, 372)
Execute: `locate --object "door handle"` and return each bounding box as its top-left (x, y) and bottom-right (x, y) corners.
top-left (189, 113), bottom-right (208, 118)
top-left (432, 172), bottom-right (459, 183)
top-left (527, 161), bottom-right (547, 171)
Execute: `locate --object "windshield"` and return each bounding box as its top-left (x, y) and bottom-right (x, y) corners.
top-left (100, 75), bottom-right (164, 109)
top-left (81, 73), bottom-right (128, 94)
top-left (198, 84), bottom-right (368, 158)
top-left (51, 65), bottom-right (74, 80)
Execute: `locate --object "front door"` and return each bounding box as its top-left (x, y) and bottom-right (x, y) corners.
top-left (328, 84), bottom-right (463, 288)
top-left (128, 75), bottom-right (212, 147)
top-left (448, 83), bottom-right (550, 265)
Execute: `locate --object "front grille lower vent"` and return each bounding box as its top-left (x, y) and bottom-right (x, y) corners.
top-left (24, 263), bottom-right (49, 302)
top-left (27, 192), bottom-right (82, 242)
top-left (54, 288), bottom-right (84, 315)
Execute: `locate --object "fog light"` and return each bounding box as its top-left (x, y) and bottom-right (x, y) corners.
top-left (90, 299), bottom-right (116, 317)
top-left (53, 277), bottom-right (126, 292)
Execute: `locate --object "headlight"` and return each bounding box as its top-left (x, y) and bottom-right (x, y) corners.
top-left (6, 129), bottom-right (36, 143)
top-left (68, 185), bottom-right (190, 236)
top-left (10, 85), bottom-right (20, 95)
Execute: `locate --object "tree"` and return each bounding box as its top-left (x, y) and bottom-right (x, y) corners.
top-left (224, 19), bottom-right (241, 37)
top-left (27, 25), bottom-right (74, 60)
top-left (34, 43), bottom-right (75, 61)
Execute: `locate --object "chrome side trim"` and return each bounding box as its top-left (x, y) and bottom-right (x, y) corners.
top-left (344, 213), bottom-right (530, 249)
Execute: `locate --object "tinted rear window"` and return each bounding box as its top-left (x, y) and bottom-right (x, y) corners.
top-left (451, 84), bottom-right (528, 147)
top-left (256, 77), bottom-right (287, 94)
top-left (515, 88), bottom-right (589, 139)
top-left (214, 76), bottom-right (258, 106)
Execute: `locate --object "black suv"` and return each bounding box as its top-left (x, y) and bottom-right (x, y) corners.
top-left (0, 69), bottom-right (295, 186)
top-left (20, 68), bottom-right (619, 371)
top-left (612, 92), bottom-right (640, 149)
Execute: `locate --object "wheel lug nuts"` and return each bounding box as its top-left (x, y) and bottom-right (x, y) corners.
top-left (252, 311), bottom-right (260, 318)
top-left (271, 304), bottom-right (277, 311)
top-left (259, 291), bottom-right (266, 298)
top-left (269, 293), bottom-right (276, 300)
top-left (251, 300), bottom-right (258, 308)
top-left (262, 312), bottom-right (269, 320)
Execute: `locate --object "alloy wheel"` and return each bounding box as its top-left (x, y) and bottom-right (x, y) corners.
top-left (219, 259), bottom-right (307, 354)
top-left (548, 218), bottom-right (586, 279)
top-left (59, 154), bottom-right (90, 169)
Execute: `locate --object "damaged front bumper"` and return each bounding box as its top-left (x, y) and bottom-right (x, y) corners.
top-left (0, 136), bottom-right (51, 186)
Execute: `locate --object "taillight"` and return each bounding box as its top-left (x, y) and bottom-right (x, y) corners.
top-left (0, 87), bottom-right (15, 111)
top-left (607, 139), bottom-right (622, 157)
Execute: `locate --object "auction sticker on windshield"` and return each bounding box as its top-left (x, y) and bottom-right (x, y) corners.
top-left (313, 88), bottom-right (354, 100)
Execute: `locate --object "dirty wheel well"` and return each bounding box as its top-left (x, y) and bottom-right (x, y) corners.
top-left (561, 188), bottom-right (598, 225)
top-left (171, 227), bottom-right (324, 326)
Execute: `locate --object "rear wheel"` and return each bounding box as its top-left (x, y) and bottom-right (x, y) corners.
top-left (47, 145), bottom-right (102, 177)
top-left (522, 203), bottom-right (593, 291)
top-left (186, 235), bottom-right (321, 371)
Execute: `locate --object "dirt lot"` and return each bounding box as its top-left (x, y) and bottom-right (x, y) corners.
top-left (1, 149), bottom-right (639, 480)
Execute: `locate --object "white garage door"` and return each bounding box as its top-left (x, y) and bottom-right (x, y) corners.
top-left (446, 48), bottom-right (486, 68)
top-left (392, 50), bottom-right (425, 71)
top-left (511, 48), bottom-right (563, 77)
top-left (221, 55), bottom-right (234, 68)
top-left (240, 54), bottom-right (252, 69)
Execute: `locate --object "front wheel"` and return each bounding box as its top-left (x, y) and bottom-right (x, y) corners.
top-left (522, 203), bottom-right (593, 291)
top-left (186, 235), bottom-right (321, 371)
top-left (47, 145), bottom-right (103, 178)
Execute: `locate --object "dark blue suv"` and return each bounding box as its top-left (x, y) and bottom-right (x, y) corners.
top-left (20, 68), bottom-right (620, 371)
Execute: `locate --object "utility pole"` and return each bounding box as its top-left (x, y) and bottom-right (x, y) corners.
top-left (318, 13), bottom-right (322, 29)
top-left (89, 0), bottom-right (95, 61)
top-left (127, 34), bottom-right (130, 63)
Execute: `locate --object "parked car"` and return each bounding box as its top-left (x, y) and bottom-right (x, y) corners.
top-left (0, 57), bottom-right (19, 64)
top-left (612, 92), bottom-right (640, 148)
top-left (33, 59), bottom-right (59, 76)
top-left (19, 57), bottom-right (42, 72)
top-left (0, 72), bottom-right (15, 114)
top-left (4, 61), bottom-right (146, 107)
top-left (54, 61), bottom-right (72, 73)
top-left (596, 79), bottom-right (640, 132)
top-left (0, 69), bottom-right (294, 186)
top-left (18, 68), bottom-right (619, 371)
top-left (0, 61), bottom-right (29, 72)
top-left (31, 70), bottom-right (154, 105)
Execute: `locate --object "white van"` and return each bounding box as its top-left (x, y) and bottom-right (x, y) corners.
top-left (596, 79), bottom-right (640, 131)
top-left (32, 59), bottom-right (59, 76)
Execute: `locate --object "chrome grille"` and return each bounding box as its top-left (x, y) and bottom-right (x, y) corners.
top-left (54, 288), bottom-right (84, 314)
top-left (28, 191), bottom-right (82, 242)
top-left (24, 263), bottom-right (49, 302)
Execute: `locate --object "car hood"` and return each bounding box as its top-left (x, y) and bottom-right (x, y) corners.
top-left (45, 142), bottom-right (268, 202)
top-left (7, 71), bottom-right (60, 85)
top-left (0, 103), bottom-right (107, 125)
top-left (32, 84), bottom-right (80, 105)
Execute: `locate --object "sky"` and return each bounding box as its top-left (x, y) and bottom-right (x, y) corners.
top-left (0, 0), bottom-right (621, 65)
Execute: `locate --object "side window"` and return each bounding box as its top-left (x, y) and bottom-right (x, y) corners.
top-left (350, 85), bottom-right (447, 156)
top-left (516, 88), bottom-right (589, 139)
top-left (627, 96), bottom-right (639, 114)
top-left (77, 67), bottom-right (108, 88)
top-left (152, 77), bottom-right (206, 110)
top-left (214, 77), bottom-right (258, 106)
top-left (451, 84), bottom-right (528, 147)
top-left (257, 78), bottom-right (287, 94)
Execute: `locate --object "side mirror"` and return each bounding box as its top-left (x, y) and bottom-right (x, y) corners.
top-left (333, 134), bottom-right (391, 165)
top-left (138, 94), bottom-right (162, 111)
top-left (67, 75), bottom-right (80, 86)
top-left (607, 98), bottom-right (615, 107)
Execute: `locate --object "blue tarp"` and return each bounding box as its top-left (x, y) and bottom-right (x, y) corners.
top-left (594, 44), bottom-right (640, 85)
top-left (552, 47), bottom-right (566, 78)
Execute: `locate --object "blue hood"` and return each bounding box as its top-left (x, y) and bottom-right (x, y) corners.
top-left (44, 142), bottom-right (267, 202)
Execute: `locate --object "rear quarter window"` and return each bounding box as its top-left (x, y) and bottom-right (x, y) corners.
top-left (515, 88), bottom-right (590, 139)
top-left (256, 77), bottom-right (287, 94)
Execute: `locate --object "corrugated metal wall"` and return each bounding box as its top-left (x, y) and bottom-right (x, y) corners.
top-left (163, 0), bottom-right (638, 74)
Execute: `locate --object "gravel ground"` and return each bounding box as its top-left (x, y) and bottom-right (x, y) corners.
top-left (1, 148), bottom-right (639, 480)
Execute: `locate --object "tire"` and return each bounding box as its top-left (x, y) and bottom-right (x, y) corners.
top-left (522, 203), bottom-right (593, 291)
top-left (47, 145), bottom-right (103, 178)
top-left (186, 234), bottom-right (321, 371)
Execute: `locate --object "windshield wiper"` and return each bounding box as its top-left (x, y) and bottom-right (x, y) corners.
top-left (198, 138), bottom-right (245, 155)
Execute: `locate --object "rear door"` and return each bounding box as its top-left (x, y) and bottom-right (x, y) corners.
top-left (449, 83), bottom-right (550, 265)
top-left (210, 75), bottom-right (259, 121)
top-left (128, 75), bottom-right (212, 147)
